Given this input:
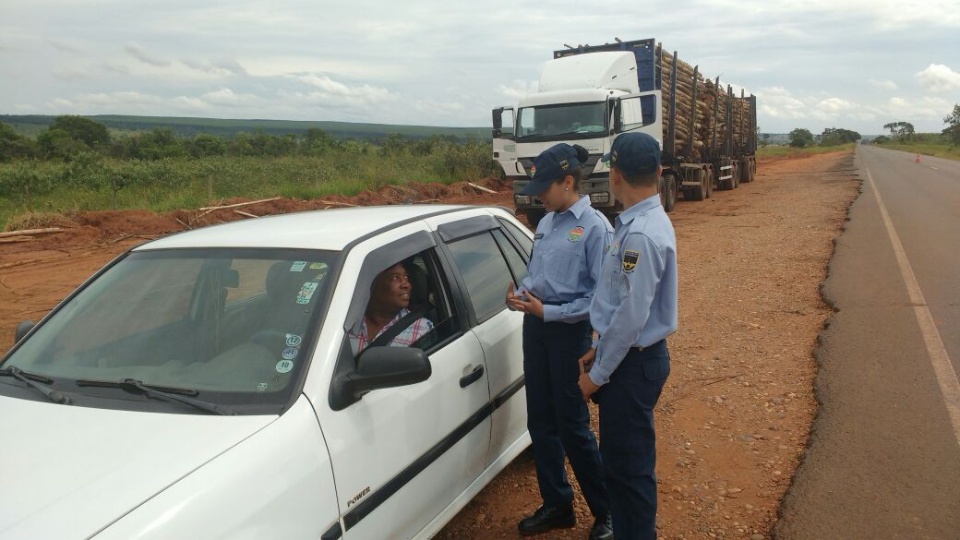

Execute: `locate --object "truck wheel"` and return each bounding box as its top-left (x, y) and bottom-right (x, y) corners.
top-left (521, 209), bottom-right (545, 229)
top-left (688, 172), bottom-right (705, 201)
top-left (740, 159), bottom-right (753, 183)
top-left (662, 174), bottom-right (677, 212)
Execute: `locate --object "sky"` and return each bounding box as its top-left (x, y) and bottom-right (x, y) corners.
top-left (2, 0), bottom-right (959, 136)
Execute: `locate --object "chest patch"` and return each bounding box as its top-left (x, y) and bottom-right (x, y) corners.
top-left (622, 250), bottom-right (640, 272)
top-left (568, 226), bottom-right (584, 242)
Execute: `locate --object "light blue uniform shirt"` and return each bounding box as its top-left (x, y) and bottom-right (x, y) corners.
top-left (518, 195), bottom-right (613, 323)
top-left (588, 193), bottom-right (678, 386)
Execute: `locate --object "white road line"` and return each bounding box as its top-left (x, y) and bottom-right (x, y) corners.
top-left (866, 167), bottom-right (960, 449)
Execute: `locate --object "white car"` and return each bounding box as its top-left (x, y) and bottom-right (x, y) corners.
top-left (0, 205), bottom-right (534, 539)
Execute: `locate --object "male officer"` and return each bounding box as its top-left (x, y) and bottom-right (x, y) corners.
top-left (577, 132), bottom-right (678, 540)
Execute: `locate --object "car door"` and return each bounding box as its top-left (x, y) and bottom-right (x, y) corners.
top-left (437, 214), bottom-right (531, 469)
top-left (318, 231), bottom-right (491, 539)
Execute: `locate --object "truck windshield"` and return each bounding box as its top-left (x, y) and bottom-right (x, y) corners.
top-left (0, 248), bottom-right (337, 415)
top-left (516, 102), bottom-right (607, 141)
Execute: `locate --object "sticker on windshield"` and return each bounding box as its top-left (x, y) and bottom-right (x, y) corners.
top-left (309, 262), bottom-right (327, 270)
top-left (256, 382), bottom-right (268, 392)
top-left (276, 359), bottom-right (294, 374)
top-left (297, 282), bottom-right (318, 304)
top-left (285, 334), bottom-right (302, 347)
top-left (281, 347), bottom-right (299, 360)
top-left (290, 261), bottom-right (307, 272)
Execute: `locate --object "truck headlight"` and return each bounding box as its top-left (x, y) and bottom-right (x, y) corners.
top-left (590, 192), bottom-right (610, 204)
top-left (515, 195), bottom-right (531, 205)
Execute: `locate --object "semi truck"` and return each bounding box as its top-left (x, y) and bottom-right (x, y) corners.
top-left (492, 38), bottom-right (757, 226)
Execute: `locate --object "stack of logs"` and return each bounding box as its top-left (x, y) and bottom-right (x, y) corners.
top-left (660, 47), bottom-right (754, 161)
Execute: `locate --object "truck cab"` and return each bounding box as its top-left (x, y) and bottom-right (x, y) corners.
top-left (492, 44), bottom-right (664, 226)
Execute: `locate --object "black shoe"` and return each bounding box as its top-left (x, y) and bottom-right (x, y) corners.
top-left (517, 505), bottom-right (576, 536)
top-left (589, 513), bottom-right (614, 540)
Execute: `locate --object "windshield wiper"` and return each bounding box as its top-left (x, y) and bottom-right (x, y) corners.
top-left (76, 378), bottom-right (235, 415)
top-left (0, 366), bottom-right (70, 404)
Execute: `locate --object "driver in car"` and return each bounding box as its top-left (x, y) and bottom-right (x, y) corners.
top-left (349, 262), bottom-right (434, 354)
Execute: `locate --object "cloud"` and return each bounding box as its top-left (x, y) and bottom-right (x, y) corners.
top-left (915, 64), bottom-right (960, 92)
top-left (180, 58), bottom-right (248, 77)
top-left (497, 80), bottom-right (539, 100)
top-left (869, 79), bottom-right (898, 90)
top-left (124, 43), bottom-right (170, 68)
top-left (45, 38), bottom-right (81, 54)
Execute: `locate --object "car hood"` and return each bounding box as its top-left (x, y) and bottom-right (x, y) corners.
top-left (0, 395), bottom-right (276, 539)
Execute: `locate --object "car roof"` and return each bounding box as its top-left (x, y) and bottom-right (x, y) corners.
top-left (135, 205), bottom-right (502, 251)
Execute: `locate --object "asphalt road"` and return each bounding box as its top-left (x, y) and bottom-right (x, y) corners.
top-left (775, 145), bottom-right (960, 539)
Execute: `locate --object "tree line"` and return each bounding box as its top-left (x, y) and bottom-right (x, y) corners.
top-left (0, 116), bottom-right (500, 217)
top-left (782, 103), bottom-right (960, 148)
top-left (0, 115), bottom-right (494, 162)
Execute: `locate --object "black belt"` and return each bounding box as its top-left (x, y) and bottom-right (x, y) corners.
top-left (629, 339), bottom-right (666, 352)
top-left (541, 300), bottom-right (564, 306)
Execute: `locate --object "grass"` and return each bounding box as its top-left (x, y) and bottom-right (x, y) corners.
top-left (0, 150), bottom-right (497, 230)
top-left (757, 143), bottom-right (856, 159)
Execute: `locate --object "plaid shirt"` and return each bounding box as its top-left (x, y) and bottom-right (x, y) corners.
top-left (351, 308), bottom-right (434, 353)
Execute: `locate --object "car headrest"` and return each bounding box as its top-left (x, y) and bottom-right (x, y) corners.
top-left (266, 261), bottom-right (327, 305)
top-left (404, 260), bottom-right (430, 309)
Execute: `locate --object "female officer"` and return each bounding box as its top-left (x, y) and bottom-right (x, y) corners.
top-left (507, 143), bottom-right (614, 540)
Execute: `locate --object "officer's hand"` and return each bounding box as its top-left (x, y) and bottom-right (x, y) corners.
top-left (506, 283), bottom-right (521, 311)
top-left (578, 372), bottom-right (600, 401)
top-left (578, 348), bottom-right (596, 374)
top-left (577, 349), bottom-right (600, 401)
top-left (509, 288), bottom-right (543, 318)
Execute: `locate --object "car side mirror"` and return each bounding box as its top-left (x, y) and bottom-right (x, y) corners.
top-left (15, 321), bottom-right (35, 343)
top-left (329, 346), bottom-right (432, 410)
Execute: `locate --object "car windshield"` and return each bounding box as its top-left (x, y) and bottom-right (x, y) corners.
top-left (0, 248), bottom-right (338, 414)
top-left (516, 102), bottom-right (607, 141)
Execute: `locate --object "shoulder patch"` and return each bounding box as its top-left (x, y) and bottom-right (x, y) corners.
top-left (622, 250), bottom-right (640, 272)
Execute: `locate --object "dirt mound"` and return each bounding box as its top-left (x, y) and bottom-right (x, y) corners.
top-left (1, 177), bottom-right (514, 253)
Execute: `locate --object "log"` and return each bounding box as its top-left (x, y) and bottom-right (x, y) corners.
top-left (0, 227), bottom-right (62, 239)
top-left (198, 197), bottom-right (281, 211)
top-left (467, 182), bottom-right (498, 194)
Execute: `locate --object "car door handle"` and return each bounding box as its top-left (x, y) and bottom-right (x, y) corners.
top-left (459, 365), bottom-right (485, 388)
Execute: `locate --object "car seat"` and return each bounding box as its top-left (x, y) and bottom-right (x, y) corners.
top-left (251, 261), bottom-right (325, 353)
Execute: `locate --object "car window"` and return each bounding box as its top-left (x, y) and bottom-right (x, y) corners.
top-left (446, 231), bottom-right (513, 322)
top-left (498, 217), bottom-right (534, 257)
top-left (346, 249), bottom-right (458, 357)
top-left (2, 249), bottom-right (336, 413)
top-left (492, 229), bottom-right (529, 287)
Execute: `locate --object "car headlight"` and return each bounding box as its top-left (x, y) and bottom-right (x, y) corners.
top-left (515, 195), bottom-right (532, 205)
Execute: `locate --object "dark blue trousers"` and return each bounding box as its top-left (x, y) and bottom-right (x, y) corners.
top-left (596, 340), bottom-right (670, 540)
top-left (523, 315), bottom-right (609, 518)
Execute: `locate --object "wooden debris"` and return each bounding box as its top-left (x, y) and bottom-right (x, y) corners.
top-left (467, 182), bottom-right (498, 194)
top-left (318, 200), bottom-right (359, 207)
top-left (234, 210), bottom-right (260, 218)
top-left (198, 197), bottom-right (281, 212)
top-left (0, 227), bottom-right (62, 239)
top-left (0, 237), bottom-right (35, 244)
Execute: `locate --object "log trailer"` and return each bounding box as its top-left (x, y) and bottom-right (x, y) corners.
top-left (492, 38), bottom-right (757, 225)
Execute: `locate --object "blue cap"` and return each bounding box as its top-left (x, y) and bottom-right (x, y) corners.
top-left (601, 132), bottom-right (661, 175)
top-left (520, 144), bottom-right (582, 195)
